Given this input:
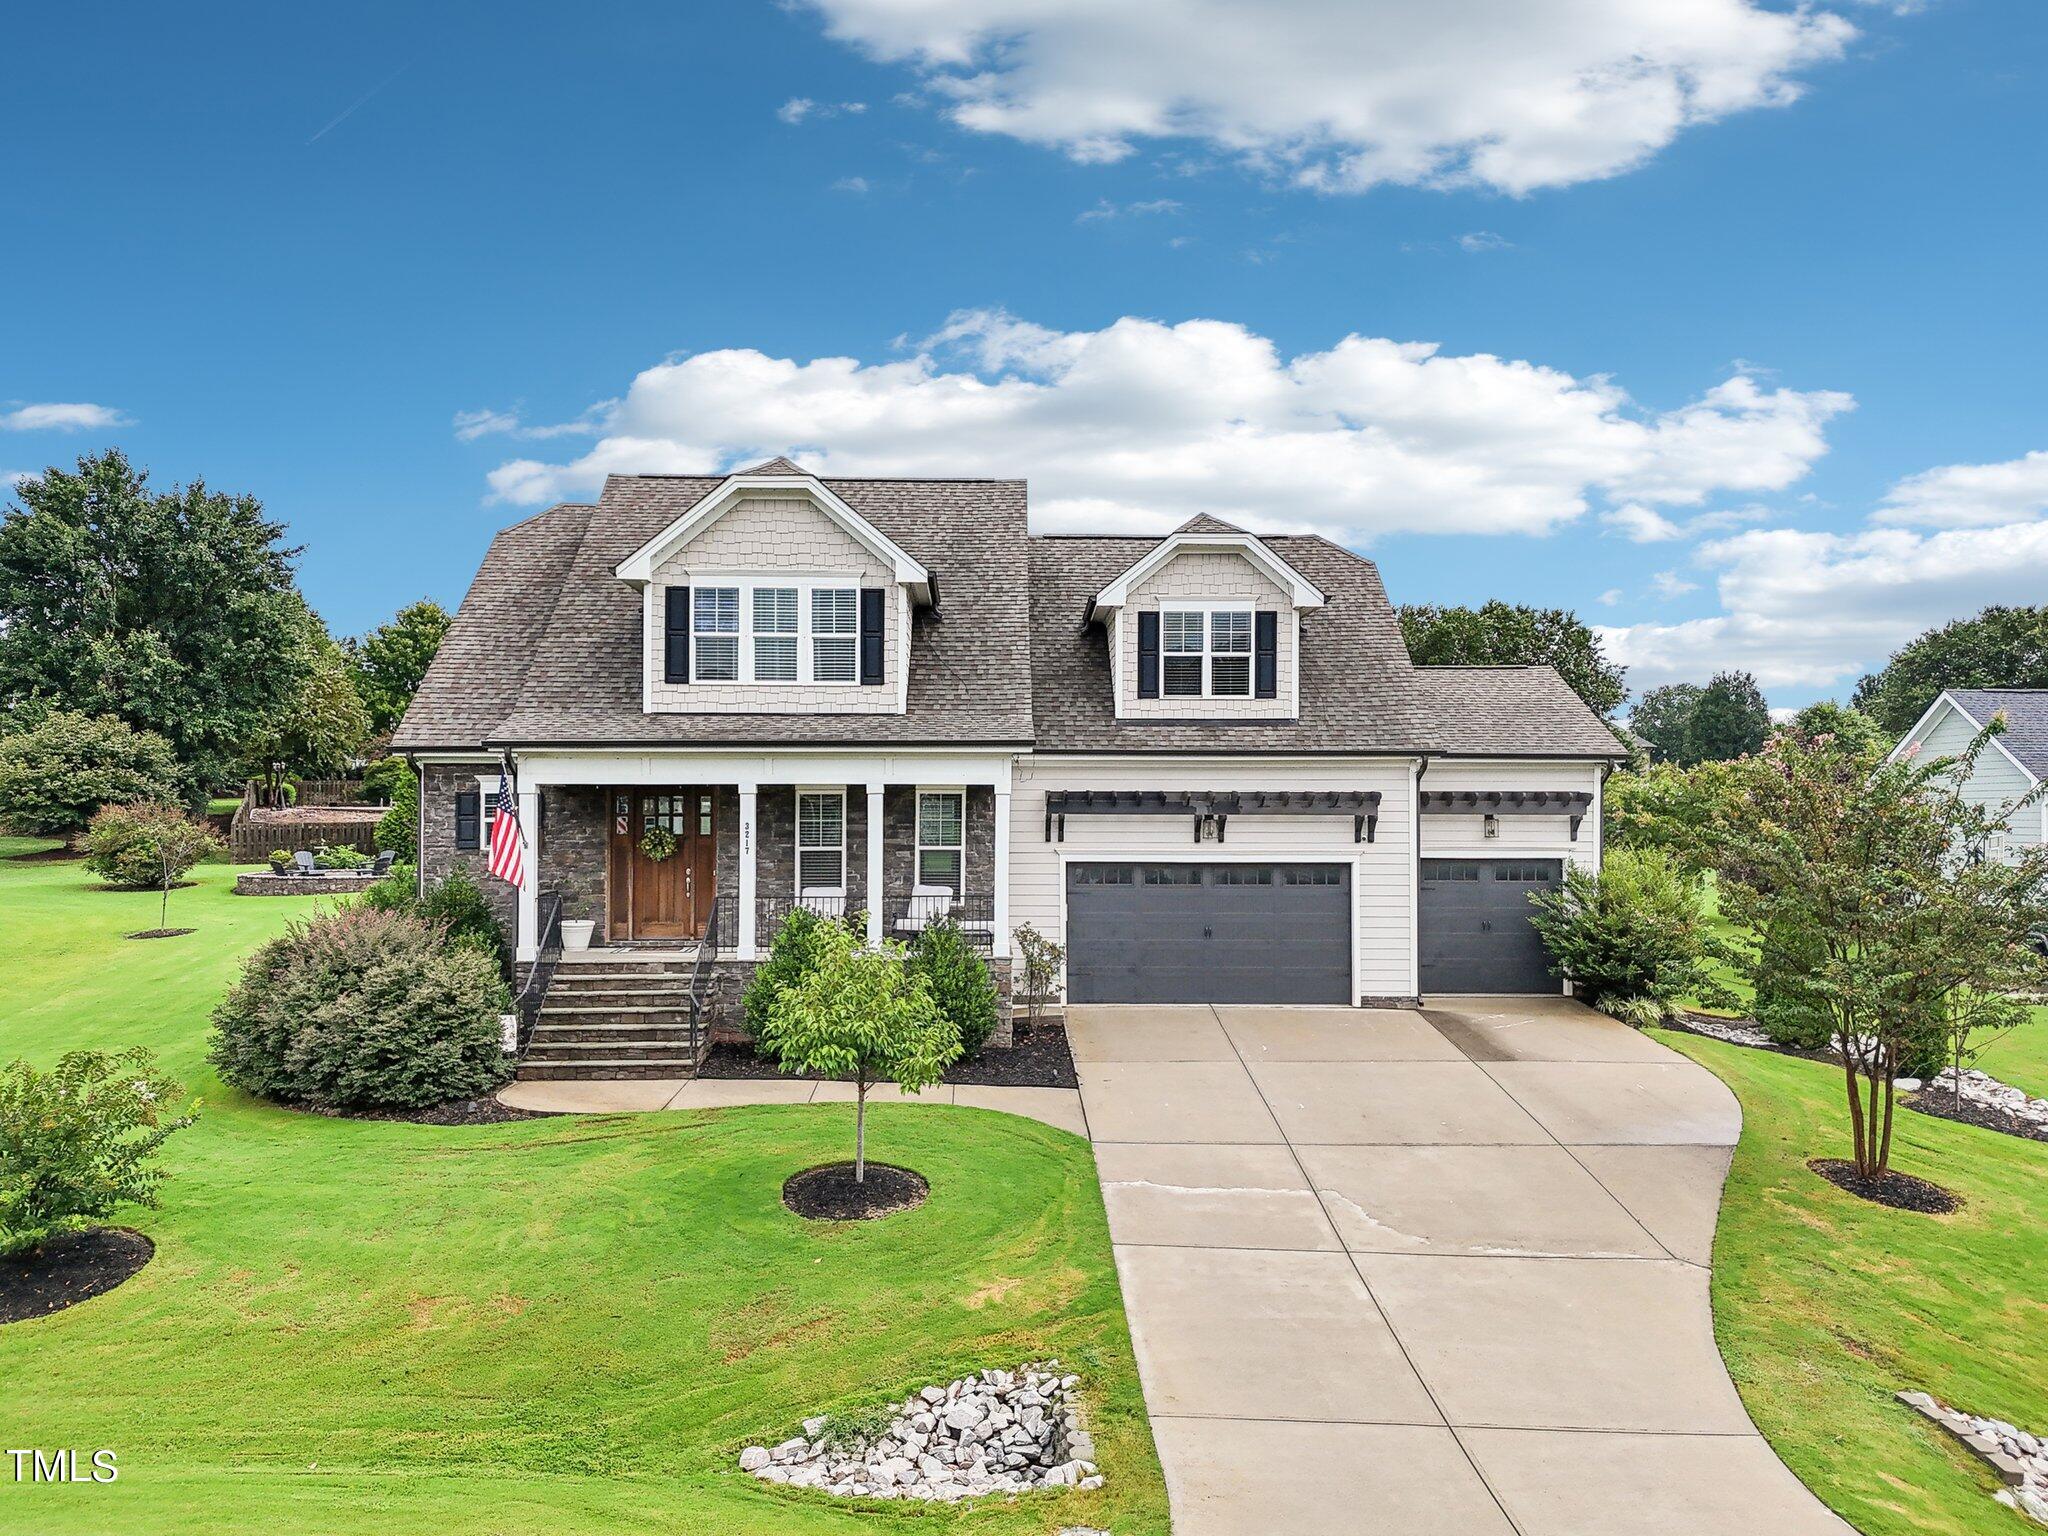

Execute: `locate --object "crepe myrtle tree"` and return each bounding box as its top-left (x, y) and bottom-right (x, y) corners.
top-left (757, 920), bottom-right (962, 1183)
top-left (1713, 719), bottom-right (2048, 1179)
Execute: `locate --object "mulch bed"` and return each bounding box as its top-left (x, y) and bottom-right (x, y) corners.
top-left (700, 1017), bottom-right (1077, 1090)
top-left (1, 1228), bottom-right (155, 1324)
top-left (1808, 1158), bottom-right (1962, 1214)
top-left (124, 927), bottom-right (196, 941)
top-left (244, 806), bottom-right (383, 824)
top-left (783, 1161), bottom-right (928, 1221)
top-left (1904, 1088), bottom-right (2048, 1145)
top-left (288, 1096), bottom-right (550, 1126)
top-left (6, 844), bottom-right (85, 862)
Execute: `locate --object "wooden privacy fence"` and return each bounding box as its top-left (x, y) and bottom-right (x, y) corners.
top-left (226, 815), bottom-right (381, 864)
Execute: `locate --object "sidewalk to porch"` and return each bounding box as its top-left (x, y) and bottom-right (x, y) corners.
top-left (498, 1074), bottom-right (1087, 1136)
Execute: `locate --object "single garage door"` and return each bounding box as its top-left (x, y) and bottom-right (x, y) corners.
top-left (1066, 862), bottom-right (1351, 1005)
top-left (1418, 858), bottom-right (1563, 994)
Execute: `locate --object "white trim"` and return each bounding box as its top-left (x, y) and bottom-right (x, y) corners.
top-left (1090, 530), bottom-right (1326, 613)
top-left (614, 472), bottom-right (930, 598)
top-left (1887, 690), bottom-right (2041, 787)
top-left (794, 786), bottom-right (848, 899)
top-left (866, 786), bottom-right (885, 945)
top-left (993, 788), bottom-right (1012, 959)
top-left (737, 785), bottom-right (759, 959)
top-left (517, 749), bottom-right (1014, 790)
top-left (1408, 757), bottom-right (1422, 998)
top-left (1054, 849), bottom-right (1362, 1007)
top-left (684, 575), bottom-right (866, 688)
top-left (514, 788), bottom-right (540, 962)
top-left (915, 785), bottom-right (968, 895)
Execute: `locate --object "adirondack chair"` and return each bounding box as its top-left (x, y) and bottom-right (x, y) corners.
top-left (369, 850), bottom-right (395, 877)
top-left (292, 851), bottom-right (318, 876)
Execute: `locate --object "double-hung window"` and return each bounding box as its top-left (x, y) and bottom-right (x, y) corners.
top-left (916, 789), bottom-right (965, 893)
top-left (796, 790), bottom-right (845, 894)
top-left (1161, 606), bottom-right (1253, 697)
top-left (693, 587), bottom-right (740, 681)
top-left (751, 587), bottom-right (798, 681)
top-left (811, 588), bottom-right (858, 682)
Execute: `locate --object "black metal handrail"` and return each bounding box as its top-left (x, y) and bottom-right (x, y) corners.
top-left (511, 891), bottom-right (565, 1055)
top-left (883, 891), bottom-right (996, 950)
top-left (756, 892), bottom-right (855, 935)
top-left (686, 893), bottom-right (734, 1062)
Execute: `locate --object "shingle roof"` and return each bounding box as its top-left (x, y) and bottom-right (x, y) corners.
top-left (1173, 513), bottom-right (1247, 535)
top-left (398, 484), bottom-right (1621, 761)
top-left (1946, 689), bottom-right (2048, 779)
top-left (395, 474), bottom-right (1034, 750)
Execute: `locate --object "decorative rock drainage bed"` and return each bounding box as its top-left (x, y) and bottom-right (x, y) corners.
top-left (1898, 1391), bottom-right (2048, 1525)
top-left (740, 1363), bottom-right (1101, 1502)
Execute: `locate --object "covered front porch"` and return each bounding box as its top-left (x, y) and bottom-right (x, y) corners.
top-left (507, 749), bottom-right (1014, 965)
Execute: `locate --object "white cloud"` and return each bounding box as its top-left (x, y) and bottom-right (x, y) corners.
top-left (478, 309), bottom-right (1850, 544)
top-left (1456, 231), bottom-right (1514, 253)
top-left (779, 96), bottom-right (867, 124)
top-left (1076, 196), bottom-right (1183, 223)
top-left (1602, 503), bottom-right (1685, 542)
top-left (453, 404), bottom-right (611, 443)
top-left (1873, 449), bottom-right (2048, 528)
top-left (1605, 517), bottom-right (2048, 693)
top-left (0, 402), bottom-right (129, 432)
top-left (4, 470), bottom-right (29, 488)
top-left (1651, 569), bottom-right (1699, 597)
top-left (793, 0), bottom-right (1857, 194)
top-left (1598, 588), bottom-right (1624, 607)
top-left (832, 175), bottom-right (872, 193)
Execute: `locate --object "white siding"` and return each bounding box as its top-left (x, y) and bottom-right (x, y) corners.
top-left (1011, 755), bottom-right (1419, 1001)
top-left (1419, 759), bottom-right (1604, 872)
top-left (1118, 551), bottom-right (1296, 721)
top-left (644, 496), bottom-right (901, 714)
top-left (1915, 700), bottom-right (2042, 862)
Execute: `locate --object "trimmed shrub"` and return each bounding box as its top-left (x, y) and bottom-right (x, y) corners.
top-left (0, 711), bottom-right (180, 841)
top-left (908, 919), bottom-right (999, 1055)
top-left (742, 906), bottom-right (842, 1043)
top-left (0, 1047), bottom-right (197, 1258)
top-left (210, 907), bottom-right (511, 1109)
top-left (268, 848), bottom-right (294, 873)
top-left (374, 767), bottom-right (418, 861)
top-left (1528, 847), bottom-right (1733, 1018)
top-left (84, 802), bottom-right (224, 890)
top-left (356, 865), bottom-right (421, 915)
top-left (315, 843), bottom-right (371, 870)
top-left (418, 870), bottom-right (503, 957)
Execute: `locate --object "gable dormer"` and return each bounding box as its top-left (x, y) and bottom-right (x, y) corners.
top-left (1089, 518), bottom-right (1325, 721)
top-left (614, 461), bottom-right (931, 715)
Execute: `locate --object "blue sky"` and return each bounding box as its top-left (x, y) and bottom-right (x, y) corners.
top-left (4, 0), bottom-right (2045, 707)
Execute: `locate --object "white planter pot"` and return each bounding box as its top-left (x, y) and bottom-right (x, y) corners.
top-left (559, 919), bottom-right (596, 951)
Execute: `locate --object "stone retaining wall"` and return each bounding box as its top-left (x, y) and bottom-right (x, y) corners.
top-left (233, 872), bottom-right (381, 896)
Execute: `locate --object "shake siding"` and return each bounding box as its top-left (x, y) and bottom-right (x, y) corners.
top-left (643, 496), bottom-right (900, 714)
top-left (1009, 756), bottom-right (1418, 999)
top-left (1918, 702), bottom-right (2041, 857)
top-left (1117, 551), bottom-right (1295, 720)
top-left (1419, 759), bottom-right (1604, 871)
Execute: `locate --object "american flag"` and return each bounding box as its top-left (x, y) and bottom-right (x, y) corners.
top-left (487, 768), bottom-right (526, 887)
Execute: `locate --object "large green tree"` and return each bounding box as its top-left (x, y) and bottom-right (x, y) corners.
top-left (1852, 604), bottom-right (2048, 736)
top-left (1629, 683), bottom-right (1702, 764)
top-left (240, 600), bottom-right (371, 802)
top-left (348, 599), bottom-right (452, 737)
top-left (1398, 601), bottom-right (1627, 720)
top-left (0, 451), bottom-right (303, 790)
top-left (1688, 670), bottom-right (1771, 763)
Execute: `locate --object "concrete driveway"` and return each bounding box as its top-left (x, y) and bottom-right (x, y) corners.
top-left (1071, 996), bottom-right (1851, 1536)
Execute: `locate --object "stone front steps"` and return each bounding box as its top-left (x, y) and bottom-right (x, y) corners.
top-left (519, 950), bottom-right (708, 1081)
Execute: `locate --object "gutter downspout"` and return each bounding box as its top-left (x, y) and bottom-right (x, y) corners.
top-left (1412, 753), bottom-right (1431, 1004)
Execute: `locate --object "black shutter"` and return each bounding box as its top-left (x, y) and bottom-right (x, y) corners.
top-left (859, 588), bottom-right (885, 685)
top-left (1255, 611), bottom-right (1278, 699)
top-left (1136, 611), bottom-right (1160, 698)
top-left (663, 585), bottom-right (690, 683)
top-left (454, 789), bottom-right (480, 851)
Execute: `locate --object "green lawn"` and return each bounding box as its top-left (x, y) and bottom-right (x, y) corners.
top-left (1656, 1028), bottom-right (2048, 1536)
top-left (0, 837), bottom-right (1168, 1536)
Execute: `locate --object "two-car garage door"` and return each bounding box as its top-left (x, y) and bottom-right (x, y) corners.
top-left (1066, 862), bottom-right (1352, 1005)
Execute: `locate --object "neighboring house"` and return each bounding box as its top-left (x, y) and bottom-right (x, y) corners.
top-left (393, 459), bottom-right (1620, 1074)
top-left (1886, 688), bottom-right (2048, 863)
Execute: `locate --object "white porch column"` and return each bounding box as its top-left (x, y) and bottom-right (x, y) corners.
top-left (866, 786), bottom-right (885, 945)
top-left (738, 784), bottom-right (759, 959)
top-left (515, 786), bottom-right (541, 962)
top-left (992, 788), bottom-right (1011, 958)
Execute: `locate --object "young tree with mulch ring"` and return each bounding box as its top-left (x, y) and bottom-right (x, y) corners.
top-left (1713, 721), bottom-right (2048, 1189)
top-left (85, 803), bottom-right (225, 936)
top-left (759, 922), bottom-right (961, 1186)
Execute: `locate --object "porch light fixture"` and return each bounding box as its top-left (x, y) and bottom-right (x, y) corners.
top-left (1483, 814), bottom-right (1500, 840)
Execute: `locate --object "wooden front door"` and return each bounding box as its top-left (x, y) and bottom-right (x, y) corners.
top-left (607, 788), bottom-right (718, 941)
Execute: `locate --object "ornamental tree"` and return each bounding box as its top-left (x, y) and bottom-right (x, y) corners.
top-left (757, 921), bottom-right (961, 1182)
top-left (84, 803), bottom-right (225, 931)
top-left (1713, 722), bottom-right (2048, 1179)
top-left (0, 1047), bottom-right (198, 1258)
top-left (347, 599), bottom-right (452, 736)
top-left (0, 710), bottom-right (180, 843)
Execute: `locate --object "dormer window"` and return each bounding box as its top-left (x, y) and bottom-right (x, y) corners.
top-left (1163, 606), bottom-right (1254, 698)
top-left (811, 588), bottom-right (859, 681)
top-left (694, 587), bottom-right (740, 681)
top-left (751, 587), bottom-right (798, 681)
